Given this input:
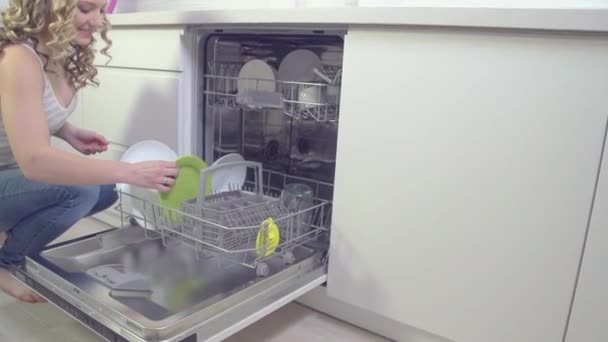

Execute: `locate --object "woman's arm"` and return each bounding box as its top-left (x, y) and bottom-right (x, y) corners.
top-left (55, 121), bottom-right (109, 156)
top-left (54, 121), bottom-right (79, 143)
top-left (0, 45), bottom-right (177, 190)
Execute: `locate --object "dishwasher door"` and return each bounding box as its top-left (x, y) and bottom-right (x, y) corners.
top-left (14, 224), bottom-right (327, 342)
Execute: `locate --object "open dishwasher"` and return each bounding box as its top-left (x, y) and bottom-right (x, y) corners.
top-left (14, 29), bottom-right (343, 342)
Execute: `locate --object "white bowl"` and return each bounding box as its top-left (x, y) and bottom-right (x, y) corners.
top-left (298, 85), bottom-right (326, 109)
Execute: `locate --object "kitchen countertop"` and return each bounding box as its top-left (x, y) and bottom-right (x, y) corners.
top-left (107, 5), bottom-right (608, 32)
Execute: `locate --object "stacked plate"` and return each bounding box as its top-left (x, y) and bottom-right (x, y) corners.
top-left (117, 140), bottom-right (178, 230)
top-left (118, 140), bottom-right (249, 229)
top-left (210, 153), bottom-right (247, 194)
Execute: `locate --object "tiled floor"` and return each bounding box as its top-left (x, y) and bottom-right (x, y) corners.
top-left (0, 219), bottom-right (391, 342)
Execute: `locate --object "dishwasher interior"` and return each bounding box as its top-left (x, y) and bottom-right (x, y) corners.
top-left (204, 32), bottom-right (342, 187)
top-left (14, 29), bottom-right (344, 342)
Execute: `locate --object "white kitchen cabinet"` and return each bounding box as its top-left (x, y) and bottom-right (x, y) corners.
top-left (82, 67), bottom-right (181, 151)
top-left (84, 26), bottom-right (185, 151)
top-left (93, 27), bottom-right (185, 71)
top-left (327, 27), bottom-right (608, 342)
top-left (76, 26), bottom-right (186, 226)
top-left (565, 127), bottom-right (608, 340)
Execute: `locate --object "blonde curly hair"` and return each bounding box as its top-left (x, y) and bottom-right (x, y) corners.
top-left (0, 0), bottom-right (111, 90)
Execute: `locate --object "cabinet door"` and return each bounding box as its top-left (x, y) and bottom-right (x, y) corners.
top-left (327, 27), bottom-right (608, 342)
top-left (93, 27), bottom-right (184, 71)
top-left (79, 27), bottom-right (185, 226)
top-left (82, 68), bottom-right (180, 151)
top-left (86, 142), bottom-right (127, 227)
top-left (566, 127), bottom-right (608, 341)
top-left (81, 67), bottom-right (180, 226)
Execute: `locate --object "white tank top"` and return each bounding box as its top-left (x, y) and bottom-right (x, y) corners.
top-left (0, 43), bottom-right (78, 170)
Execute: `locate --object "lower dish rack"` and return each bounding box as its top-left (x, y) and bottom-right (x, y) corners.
top-left (116, 161), bottom-right (331, 277)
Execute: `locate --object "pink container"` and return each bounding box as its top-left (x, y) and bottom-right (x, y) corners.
top-left (106, 0), bottom-right (117, 13)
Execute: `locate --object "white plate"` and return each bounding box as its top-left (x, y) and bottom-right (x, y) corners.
top-left (237, 59), bottom-right (277, 93)
top-left (118, 140), bottom-right (178, 229)
top-left (120, 140), bottom-right (178, 166)
top-left (278, 49), bottom-right (323, 83)
top-left (211, 153), bottom-right (247, 193)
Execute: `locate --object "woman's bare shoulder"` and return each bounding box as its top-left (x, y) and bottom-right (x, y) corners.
top-left (0, 44), bottom-right (44, 91)
top-left (0, 43), bottom-right (40, 65)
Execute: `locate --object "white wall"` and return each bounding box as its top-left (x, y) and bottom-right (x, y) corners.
top-left (3, 0), bottom-right (608, 13)
top-left (357, 0), bottom-right (608, 7)
top-left (112, 0), bottom-right (608, 13)
top-left (114, 0), bottom-right (296, 13)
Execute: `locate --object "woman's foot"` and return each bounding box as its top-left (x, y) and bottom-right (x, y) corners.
top-left (0, 268), bottom-right (46, 303)
top-left (0, 232), bottom-right (6, 246)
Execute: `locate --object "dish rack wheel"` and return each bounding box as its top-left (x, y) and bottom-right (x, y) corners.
top-left (283, 251), bottom-right (296, 265)
top-left (256, 263), bottom-right (270, 277)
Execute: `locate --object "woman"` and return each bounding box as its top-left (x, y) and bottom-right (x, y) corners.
top-left (0, 0), bottom-right (178, 303)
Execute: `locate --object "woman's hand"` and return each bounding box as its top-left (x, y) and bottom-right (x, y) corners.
top-left (126, 161), bottom-right (179, 192)
top-left (60, 123), bottom-right (109, 155)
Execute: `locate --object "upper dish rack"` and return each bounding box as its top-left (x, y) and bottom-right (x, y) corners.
top-left (115, 161), bottom-right (332, 277)
top-left (203, 63), bottom-right (341, 123)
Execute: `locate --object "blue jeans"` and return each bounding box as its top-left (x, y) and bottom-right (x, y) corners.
top-left (0, 168), bottom-right (118, 268)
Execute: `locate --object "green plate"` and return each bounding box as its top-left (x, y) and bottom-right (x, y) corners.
top-left (159, 155), bottom-right (211, 221)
